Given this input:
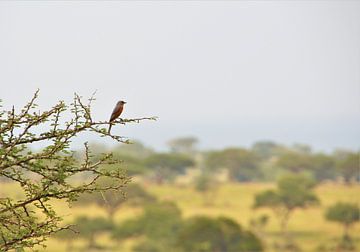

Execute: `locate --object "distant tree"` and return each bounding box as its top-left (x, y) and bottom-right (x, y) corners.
top-left (205, 148), bottom-right (260, 182)
top-left (167, 137), bottom-right (198, 154)
top-left (145, 153), bottom-right (195, 183)
top-left (0, 91), bottom-right (155, 251)
top-left (292, 143), bottom-right (312, 154)
top-left (311, 154), bottom-right (336, 182)
top-left (249, 214), bottom-right (269, 241)
top-left (85, 142), bottom-right (109, 157)
top-left (73, 216), bottom-right (114, 249)
top-left (277, 152), bottom-right (337, 182)
top-left (112, 201), bottom-right (183, 251)
top-left (112, 154), bottom-right (148, 175)
top-left (132, 239), bottom-right (176, 252)
top-left (177, 216), bottom-right (263, 252)
top-left (252, 141), bottom-right (282, 160)
top-left (113, 140), bottom-right (154, 159)
top-left (113, 202), bottom-right (263, 252)
top-left (254, 174), bottom-right (319, 237)
top-left (325, 202), bottom-right (360, 249)
top-left (336, 153), bottom-right (359, 185)
top-left (194, 171), bottom-right (218, 205)
top-left (276, 152), bottom-right (312, 173)
top-left (88, 142), bottom-right (152, 175)
top-left (54, 229), bottom-right (78, 252)
top-left (76, 182), bottom-right (156, 220)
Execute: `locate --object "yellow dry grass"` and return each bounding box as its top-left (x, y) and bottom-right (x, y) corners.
top-left (1, 182), bottom-right (359, 252)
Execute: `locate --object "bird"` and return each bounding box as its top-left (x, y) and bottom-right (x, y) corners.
top-left (108, 100), bottom-right (126, 133)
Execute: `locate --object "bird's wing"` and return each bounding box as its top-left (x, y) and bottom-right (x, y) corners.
top-left (109, 103), bottom-right (123, 122)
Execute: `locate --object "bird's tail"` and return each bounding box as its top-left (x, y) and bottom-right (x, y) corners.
top-left (108, 123), bottom-right (112, 134)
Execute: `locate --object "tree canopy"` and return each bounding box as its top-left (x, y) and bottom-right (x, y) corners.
top-left (112, 201), bottom-right (182, 251)
top-left (325, 202), bottom-right (360, 249)
top-left (167, 136), bottom-right (198, 154)
top-left (145, 153), bottom-right (195, 183)
top-left (0, 91), bottom-right (155, 250)
top-left (326, 202), bottom-right (360, 230)
top-left (76, 182), bottom-right (156, 220)
top-left (254, 174), bottom-right (319, 234)
top-left (336, 153), bottom-right (359, 184)
top-left (177, 216), bottom-right (263, 252)
top-left (205, 148), bottom-right (260, 181)
top-left (73, 216), bottom-right (114, 249)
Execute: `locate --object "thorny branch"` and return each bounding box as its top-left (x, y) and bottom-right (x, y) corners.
top-left (0, 91), bottom-right (156, 251)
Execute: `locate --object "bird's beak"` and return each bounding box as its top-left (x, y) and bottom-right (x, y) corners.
top-left (123, 101), bottom-right (127, 104)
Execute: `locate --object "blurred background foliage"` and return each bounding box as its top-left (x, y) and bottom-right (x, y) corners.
top-left (1, 137), bottom-right (359, 252)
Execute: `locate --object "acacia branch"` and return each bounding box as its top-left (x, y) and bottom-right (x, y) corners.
top-left (0, 91), bottom-right (155, 250)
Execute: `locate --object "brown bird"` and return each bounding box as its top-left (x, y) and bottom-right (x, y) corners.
top-left (108, 100), bottom-right (126, 133)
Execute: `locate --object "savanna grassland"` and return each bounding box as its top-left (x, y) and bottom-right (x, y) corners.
top-left (2, 181), bottom-right (359, 252)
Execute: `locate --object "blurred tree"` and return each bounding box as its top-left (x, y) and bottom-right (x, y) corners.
top-left (336, 153), bottom-right (359, 185)
top-left (111, 218), bottom-right (143, 241)
top-left (249, 214), bottom-right (269, 241)
top-left (0, 91), bottom-right (155, 251)
top-left (113, 202), bottom-right (263, 252)
top-left (177, 216), bottom-right (263, 252)
top-left (325, 202), bottom-right (360, 250)
top-left (79, 142), bottom-right (152, 176)
top-left (194, 171), bottom-right (218, 205)
top-left (73, 216), bottom-right (114, 249)
top-left (167, 136), bottom-right (198, 154)
top-left (76, 182), bottom-right (156, 220)
top-left (73, 142), bottom-right (109, 162)
top-left (112, 201), bottom-right (182, 251)
top-left (84, 142), bottom-right (152, 176)
top-left (54, 229), bottom-right (78, 252)
top-left (111, 154), bottom-right (148, 175)
top-left (254, 174), bottom-right (319, 238)
top-left (205, 148), bottom-right (260, 182)
top-left (132, 239), bottom-right (178, 252)
top-left (276, 152), bottom-right (312, 173)
top-left (292, 143), bottom-right (312, 154)
top-left (113, 140), bottom-right (154, 159)
top-left (86, 142), bottom-right (109, 157)
top-left (311, 154), bottom-right (336, 182)
top-left (252, 141), bottom-right (282, 160)
top-left (145, 153), bottom-right (195, 183)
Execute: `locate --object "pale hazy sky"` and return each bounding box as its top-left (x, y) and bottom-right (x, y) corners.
top-left (0, 1), bottom-right (359, 152)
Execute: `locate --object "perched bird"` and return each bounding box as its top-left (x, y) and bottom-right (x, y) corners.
top-left (108, 100), bottom-right (126, 133)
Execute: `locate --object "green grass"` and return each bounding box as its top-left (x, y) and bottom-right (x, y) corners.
top-left (1, 182), bottom-right (359, 252)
